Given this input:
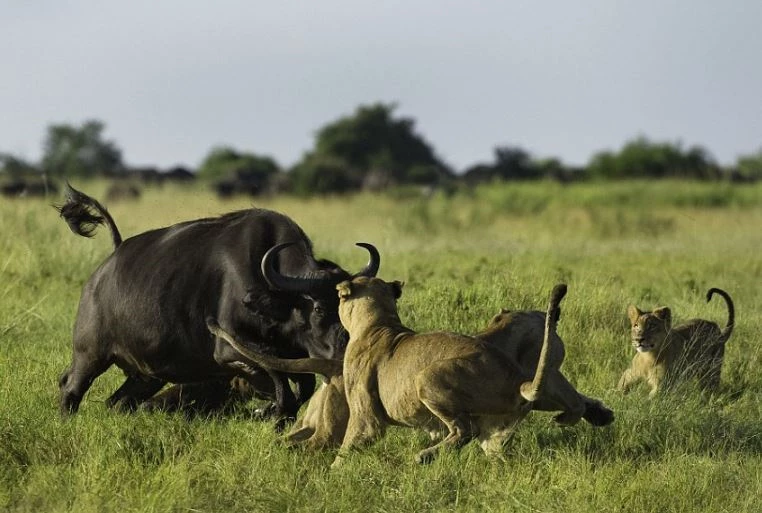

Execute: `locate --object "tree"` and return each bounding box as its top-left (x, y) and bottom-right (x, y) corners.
top-left (293, 103), bottom-right (450, 193)
top-left (0, 153), bottom-right (38, 179)
top-left (197, 146), bottom-right (280, 182)
top-left (734, 149), bottom-right (762, 181)
top-left (41, 120), bottom-right (123, 177)
top-left (493, 146), bottom-right (540, 180)
top-left (289, 154), bottom-right (358, 196)
top-left (586, 136), bottom-right (717, 179)
top-left (462, 145), bottom-right (550, 183)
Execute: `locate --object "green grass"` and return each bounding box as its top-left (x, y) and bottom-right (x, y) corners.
top-left (1, 180), bottom-right (762, 512)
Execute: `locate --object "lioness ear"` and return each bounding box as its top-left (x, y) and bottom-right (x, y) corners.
top-left (390, 280), bottom-right (404, 299)
top-left (627, 305), bottom-right (642, 325)
top-left (653, 307), bottom-right (671, 325)
top-left (336, 281), bottom-right (352, 299)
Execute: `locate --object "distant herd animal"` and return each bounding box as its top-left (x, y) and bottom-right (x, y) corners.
top-left (54, 185), bottom-right (736, 464)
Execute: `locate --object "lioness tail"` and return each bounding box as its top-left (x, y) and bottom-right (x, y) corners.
top-left (520, 283), bottom-right (567, 402)
top-left (706, 287), bottom-right (734, 343)
top-left (206, 317), bottom-right (343, 378)
top-left (56, 183), bottom-right (123, 249)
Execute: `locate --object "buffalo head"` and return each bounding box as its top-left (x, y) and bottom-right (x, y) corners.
top-left (259, 242), bottom-right (380, 360)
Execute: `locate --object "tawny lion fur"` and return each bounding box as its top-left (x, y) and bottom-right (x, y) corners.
top-left (618, 287), bottom-right (734, 397)
top-left (332, 277), bottom-right (566, 465)
top-left (208, 289), bottom-right (613, 451)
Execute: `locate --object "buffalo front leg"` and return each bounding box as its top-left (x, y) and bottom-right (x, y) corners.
top-left (228, 361), bottom-right (298, 429)
top-left (212, 327), bottom-right (300, 426)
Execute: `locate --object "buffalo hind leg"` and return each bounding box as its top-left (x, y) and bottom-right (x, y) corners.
top-left (140, 380), bottom-right (236, 414)
top-left (105, 374), bottom-right (166, 412)
top-left (59, 356), bottom-right (110, 416)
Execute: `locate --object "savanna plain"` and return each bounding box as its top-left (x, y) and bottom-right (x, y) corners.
top-left (1, 180), bottom-right (761, 512)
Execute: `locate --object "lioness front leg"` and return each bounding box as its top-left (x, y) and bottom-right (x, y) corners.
top-left (617, 368), bottom-right (639, 394)
top-left (646, 366), bottom-right (666, 398)
top-left (331, 415), bottom-right (384, 468)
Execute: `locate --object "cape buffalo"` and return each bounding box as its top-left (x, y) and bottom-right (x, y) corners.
top-left (57, 184), bottom-right (379, 420)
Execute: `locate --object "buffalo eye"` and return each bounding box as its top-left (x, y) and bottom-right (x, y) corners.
top-left (313, 305), bottom-right (325, 316)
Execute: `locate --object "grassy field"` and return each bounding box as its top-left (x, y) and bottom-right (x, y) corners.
top-left (1, 180), bottom-right (761, 512)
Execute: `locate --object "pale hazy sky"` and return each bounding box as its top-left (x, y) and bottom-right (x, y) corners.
top-left (2, 1), bottom-right (761, 171)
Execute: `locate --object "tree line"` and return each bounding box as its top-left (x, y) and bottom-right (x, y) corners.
top-left (2, 103), bottom-right (762, 197)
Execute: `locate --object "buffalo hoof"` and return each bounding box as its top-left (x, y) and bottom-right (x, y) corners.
top-left (253, 402), bottom-right (279, 420)
top-left (273, 415), bottom-right (296, 433)
top-left (253, 402), bottom-right (296, 431)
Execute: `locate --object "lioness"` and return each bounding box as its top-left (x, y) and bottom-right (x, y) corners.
top-left (618, 287), bottom-right (734, 397)
top-left (333, 277), bottom-right (566, 465)
top-left (480, 309), bottom-right (613, 427)
top-left (208, 302), bottom-right (613, 450)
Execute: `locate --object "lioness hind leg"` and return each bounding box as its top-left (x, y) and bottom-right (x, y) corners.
top-left (530, 370), bottom-right (586, 426)
top-left (416, 387), bottom-right (478, 462)
top-left (698, 348), bottom-right (724, 392)
top-left (477, 415), bottom-right (528, 460)
top-left (414, 410), bottom-right (475, 465)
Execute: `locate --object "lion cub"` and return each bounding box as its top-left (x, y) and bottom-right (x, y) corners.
top-left (618, 287), bottom-right (734, 397)
top-left (333, 277), bottom-right (567, 466)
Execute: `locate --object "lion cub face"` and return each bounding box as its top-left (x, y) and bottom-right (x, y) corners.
top-left (627, 304), bottom-right (671, 353)
top-left (336, 276), bottom-right (403, 333)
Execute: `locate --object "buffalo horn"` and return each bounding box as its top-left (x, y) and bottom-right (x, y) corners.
top-left (261, 241), bottom-right (381, 292)
top-left (261, 242), bottom-right (334, 292)
top-left (353, 242), bottom-right (380, 278)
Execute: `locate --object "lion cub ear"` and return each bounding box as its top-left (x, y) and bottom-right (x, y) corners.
top-left (627, 305), bottom-right (642, 325)
top-left (336, 281), bottom-right (353, 299)
top-left (652, 307), bottom-right (671, 325)
top-left (390, 280), bottom-right (404, 299)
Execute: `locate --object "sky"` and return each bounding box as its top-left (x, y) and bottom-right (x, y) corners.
top-left (2, 1), bottom-right (761, 172)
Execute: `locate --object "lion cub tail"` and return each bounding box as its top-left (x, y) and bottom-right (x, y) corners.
top-left (206, 317), bottom-right (344, 378)
top-left (706, 288), bottom-right (734, 343)
top-left (520, 283), bottom-right (567, 402)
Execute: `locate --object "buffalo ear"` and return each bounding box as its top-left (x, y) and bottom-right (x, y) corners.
top-left (390, 280), bottom-right (404, 299)
top-left (627, 305), bottom-right (642, 326)
top-left (653, 307), bottom-right (671, 325)
top-left (336, 281), bottom-right (353, 299)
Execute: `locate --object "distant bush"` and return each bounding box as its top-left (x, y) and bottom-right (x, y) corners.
top-left (587, 136), bottom-right (719, 180)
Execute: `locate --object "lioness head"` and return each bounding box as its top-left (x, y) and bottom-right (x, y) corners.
top-left (627, 304), bottom-right (671, 353)
top-left (336, 276), bottom-right (404, 334)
